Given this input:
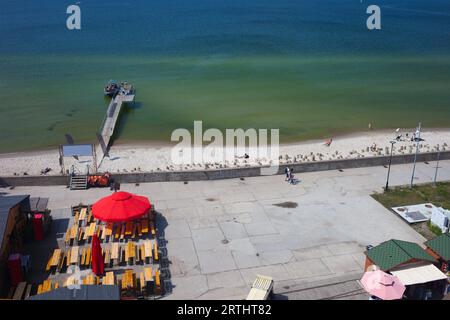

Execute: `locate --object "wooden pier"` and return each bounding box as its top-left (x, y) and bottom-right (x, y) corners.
top-left (97, 91), bottom-right (135, 166)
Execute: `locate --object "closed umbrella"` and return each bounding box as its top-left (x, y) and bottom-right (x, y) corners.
top-left (92, 191), bottom-right (151, 222)
top-left (91, 234), bottom-right (104, 276)
top-left (361, 270), bottom-right (406, 300)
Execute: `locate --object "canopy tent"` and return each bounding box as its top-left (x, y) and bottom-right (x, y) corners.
top-left (390, 263), bottom-right (447, 286)
top-left (92, 191), bottom-right (151, 222)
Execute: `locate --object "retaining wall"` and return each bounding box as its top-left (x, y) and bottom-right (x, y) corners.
top-left (1, 151), bottom-right (448, 187)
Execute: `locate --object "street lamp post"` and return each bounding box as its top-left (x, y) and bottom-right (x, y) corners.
top-left (385, 140), bottom-right (396, 192)
top-left (410, 122), bottom-right (422, 188)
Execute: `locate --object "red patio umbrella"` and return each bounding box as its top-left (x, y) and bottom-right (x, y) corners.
top-left (91, 234), bottom-right (104, 276)
top-left (92, 191), bottom-right (151, 222)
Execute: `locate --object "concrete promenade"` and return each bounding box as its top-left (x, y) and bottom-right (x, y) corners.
top-left (3, 159), bottom-right (449, 299)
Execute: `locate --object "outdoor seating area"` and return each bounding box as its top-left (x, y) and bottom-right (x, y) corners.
top-left (362, 237), bottom-right (450, 300)
top-left (29, 192), bottom-right (169, 300)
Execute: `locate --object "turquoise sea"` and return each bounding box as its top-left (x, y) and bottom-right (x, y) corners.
top-left (1, 0), bottom-right (450, 152)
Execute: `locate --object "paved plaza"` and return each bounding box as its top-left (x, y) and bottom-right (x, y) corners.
top-left (3, 159), bottom-right (450, 299)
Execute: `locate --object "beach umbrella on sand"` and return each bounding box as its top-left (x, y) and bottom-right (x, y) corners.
top-left (91, 234), bottom-right (104, 276)
top-left (361, 270), bottom-right (406, 300)
top-left (92, 191), bottom-right (151, 222)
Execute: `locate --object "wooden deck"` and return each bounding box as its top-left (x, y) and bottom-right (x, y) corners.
top-left (97, 92), bottom-right (135, 165)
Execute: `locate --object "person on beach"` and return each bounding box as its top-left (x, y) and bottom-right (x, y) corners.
top-left (288, 169), bottom-right (295, 185)
top-left (285, 167), bottom-right (290, 181)
top-left (324, 138), bottom-right (333, 147)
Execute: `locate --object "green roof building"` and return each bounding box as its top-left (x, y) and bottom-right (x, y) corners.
top-left (425, 233), bottom-right (450, 261)
top-left (365, 239), bottom-right (436, 271)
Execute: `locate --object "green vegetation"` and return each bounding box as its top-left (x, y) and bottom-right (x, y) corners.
top-left (427, 221), bottom-right (443, 237)
top-left (372, 182), bottom-right (450, 210)
top-left (372, 182), bottom-right (450, 240)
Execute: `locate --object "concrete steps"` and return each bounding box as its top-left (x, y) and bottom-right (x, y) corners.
top-left (70, 175), bottom-right (88, 190)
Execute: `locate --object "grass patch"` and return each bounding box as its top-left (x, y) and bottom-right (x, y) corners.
top-left (372, 182), bottom-right (450, 240)
top-left (372, 182), bottom-right (450, 209)
top-left (427, 221), bottom-right (443, 237)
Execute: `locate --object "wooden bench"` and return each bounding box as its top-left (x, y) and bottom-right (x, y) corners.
top-left (103, 247), bottom-right (111, 266)
top-left (150, 221), bottom-right (156, 237)
top-left (125, 221), bottom-right (133, 237)
top-left (119, 246), bottom-right (126, 265)
top-left (46, 249), bottom-right (61, 272)
top-left (153, 241), bottom-right (159, 261)
top-left (141, 220), bottom-right (149, 236)
top-left (13, 282), bottom-right (27, 300)
top-left (86, 222), bottom-right (96, 243)
top-left (80, 247), bottom-right (86, 266)
top-left (137, 221), bottom-right (143, 237)
top-left (78, 227), bottom-right (85, 243)
top-left (42, 280), bottom-right (52, 293)
top-left (111, 243), bottom-right (119, 265)
top-left (135, 244), bottom-right (143, 264)
top-left (114, 224), bottom-right (121, 240)
top-left (37, 284), bottom-right (43, 295)
top-left (105, 222), bottom-right (113, 242)
top-left (24, 284), bottom-right (32, 299)
top-left (69, 225), bottom-right (78, 245)
top-left (120, 223), bottom-right (126, 241)
top-left (64, 229), bottom-right (70, 245)
top-left (139, 272), bottom-right (146, 292)
top-left (85, 247), bottom-right (92, 266)
top-left (126, 242), bottom-right (136, 265)
top-left (79, 207), bottom-right (87, 224)
top-left (154, 269), bottom-right (161, 295)
top-left (70, 246), bottom-right (79, 265)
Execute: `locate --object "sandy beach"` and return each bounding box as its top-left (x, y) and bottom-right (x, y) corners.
top-left (1, 128), bottom-right (449, 177)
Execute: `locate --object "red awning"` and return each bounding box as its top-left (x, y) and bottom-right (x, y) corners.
top-left (92, 191), bottom-right (151, 222)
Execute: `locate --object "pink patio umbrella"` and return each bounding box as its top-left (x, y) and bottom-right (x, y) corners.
top-left (361, 270), bottom-right (406, 300)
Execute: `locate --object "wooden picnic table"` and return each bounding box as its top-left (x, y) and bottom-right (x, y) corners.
top-left (70, 246), bottom-right (79, 264)
top-left (121, 270), bottom-right (135, 290)
top-left (103, 271), bottom-right (115, 285)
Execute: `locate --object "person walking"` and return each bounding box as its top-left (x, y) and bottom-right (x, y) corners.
top-left (289, 168), bottom-right (295, 185)
top-left (284, 167), bottom-right (290, 181)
